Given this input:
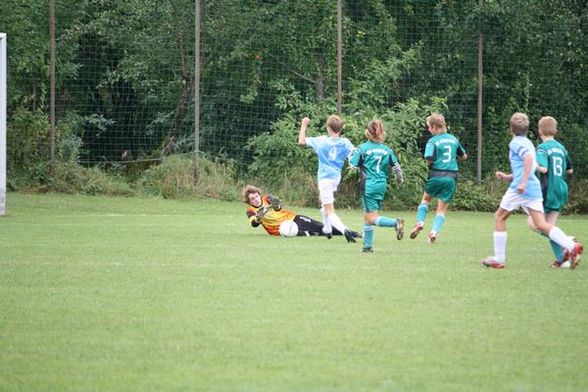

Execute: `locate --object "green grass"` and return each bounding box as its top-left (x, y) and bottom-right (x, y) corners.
top-left (1, 193), bottom-right (587, 391)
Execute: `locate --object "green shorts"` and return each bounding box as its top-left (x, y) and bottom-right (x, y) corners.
top-left (425, 176), bottom-right (456, 203)
top-left (361, 194), bottom-right (383, 213)
top-left (543, 190), bottom-right (568, 213)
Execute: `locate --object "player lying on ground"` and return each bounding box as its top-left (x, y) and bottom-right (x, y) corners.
top-left (242, 185), bottom-right (360, 238)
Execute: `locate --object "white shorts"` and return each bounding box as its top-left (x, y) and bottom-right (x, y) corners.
top-left (499, 189), bottom-right (544, 213)
top-left (318, 178), bottom-right (340, 206)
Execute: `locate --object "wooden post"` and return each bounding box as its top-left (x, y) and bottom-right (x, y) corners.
top-left (194, 0), bottom-right (201, 184)
top-left (50, 0), bottom-right (56, 172)
top-left (336, 0), bottom-right (343, 115)
top-left (476, 0), bottom-right (484, 184)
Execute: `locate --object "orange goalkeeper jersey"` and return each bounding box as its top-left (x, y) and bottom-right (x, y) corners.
top-left (246, 195), bottom-right (297, 236)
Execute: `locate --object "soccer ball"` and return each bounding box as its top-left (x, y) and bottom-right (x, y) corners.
top-left (279, 220), bottom-right (298, 238)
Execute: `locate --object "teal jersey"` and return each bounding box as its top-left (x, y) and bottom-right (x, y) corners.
top-left (536, 139), bottom-right (572, 212)
top-left (349, 141), bottom-right (399, 198)
top-left (424, 133), bottom-right (466, 172)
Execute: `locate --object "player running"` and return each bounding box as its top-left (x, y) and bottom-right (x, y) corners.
top-left (527, 116), bottom-right (575, 268)
top-left (481, 112), bottom-right (582, 269)
top-left (349, 119), bottom-right (405, 253)
top-left (298, 115), bottom-right (361, 242)
top-left (409, 113), bottom-right (467, 243)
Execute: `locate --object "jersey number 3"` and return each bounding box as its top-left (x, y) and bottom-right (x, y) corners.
top-left (441, 145), bottom-right (452, 163)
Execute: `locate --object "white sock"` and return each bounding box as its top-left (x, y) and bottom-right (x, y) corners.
top-left (328, 212), bottom-right (347, 234)
top-left (493, 231), bottom-right (507, 263)
top-left (548, 226), bottom-right (575, 251)
top-left (320, 207), bottom-right (332, 234)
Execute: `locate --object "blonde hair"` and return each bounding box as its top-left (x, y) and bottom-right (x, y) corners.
top-left (242, 184), bottom-right (261, 203)
top-left (426, 113), bottom-right (447, 132)
top-left (365, 119), bottom-right (386, 143)
top-left (510, 112), bottom-right (529, 136)
top-left (326, 115), bottom-right (344, 134)
top-left (538, 116), bottom-right (558, 136)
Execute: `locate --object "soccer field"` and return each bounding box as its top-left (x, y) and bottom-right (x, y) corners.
top-left (1, 193), bottom-right (587, 391)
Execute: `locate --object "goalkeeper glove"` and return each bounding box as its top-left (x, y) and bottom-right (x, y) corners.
top-left (268, 195), bottom-right (282, 211)
top-left (254, 206), bottom-right (270, 222)
top-left (391, 163), bottom-right (404, 184)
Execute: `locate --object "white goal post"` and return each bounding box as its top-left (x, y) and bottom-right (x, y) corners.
top-left (0, 33), bottom-right (6, 216)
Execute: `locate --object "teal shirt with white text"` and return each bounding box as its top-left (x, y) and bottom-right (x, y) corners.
top-left (424, 133), bottom-right (466, 172)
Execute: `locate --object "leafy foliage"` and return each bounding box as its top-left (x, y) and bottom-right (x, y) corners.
top-left (136, 155), bottom-right (239, 200)
top-left (2, 0), bottom-right (588, 211)
top-left (50, 163), bottom-right (133, 196)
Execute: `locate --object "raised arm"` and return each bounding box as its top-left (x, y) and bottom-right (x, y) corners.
top-left (298, 117), bottom-right (310, 145)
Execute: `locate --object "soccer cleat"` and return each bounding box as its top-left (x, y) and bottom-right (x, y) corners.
top-left (361, 247), bottom-right (374, 253)
top-left (550, 259), bottom-right (571, 269)
top-left (409, 223), bottom-right (423, 239)
top-left (565, 242), bottom-right (583, 270)
top-left (324, 231), bottom-right (333, 240)
top-left (395, 218), bottom-right (405, 240)
top-left (352, 231), bottom-right (363, 239)
top-left (480, 257), bottom-right (505, 269)
top-left (427, 232), bottom-right (436, 244)
top-left (344, 229), bottom-right (357, 243)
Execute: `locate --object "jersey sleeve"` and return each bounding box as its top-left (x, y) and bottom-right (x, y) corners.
top-left (305, 136), bottom-right (319, 151)
top-left (246, 206), bottom-right (260, 227)
top-left (349, 146), bottom-right (361, 168)
top-left (565, 155), bottom-right (572, 170)
top-left (457, 140), bottom-right (467, 157)
top-left (511, 140), bottom-right (531, 159)
top-left (388, 149), bottom-right (399, 166)
top-left (424, 140), bottom-right (435, 160)
top-left (390, 161), bottom-right (403, 182)
top-left (344, 138), bottom-right (356, 162)
top-left (536, 147), bottom-right (548, 168)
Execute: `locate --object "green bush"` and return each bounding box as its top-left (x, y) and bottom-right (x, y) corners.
top-left (7, 108), bottom-right (51, 188)
top-left (136, 155), bottom-right (197, 199)
top-left (136, 154), bottom-right (240, 200)
top-left (50, 162), bottom-right (133, 196)
top-left (566, 178), bottom-right (588, 214)
top-left (452, 179), bottom-right (499, 212)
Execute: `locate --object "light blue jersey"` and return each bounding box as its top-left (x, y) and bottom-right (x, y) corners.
top-left (305, 135), bottom-right (354, 181)
top-left (509, 136), bottom-right (542, 199)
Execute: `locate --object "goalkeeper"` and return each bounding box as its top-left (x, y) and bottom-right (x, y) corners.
top-left (243, 185), bottom-right (352, 237)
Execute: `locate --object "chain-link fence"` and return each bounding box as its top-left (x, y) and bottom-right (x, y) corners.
top-left (3, 1), bottom-right (587, 185)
